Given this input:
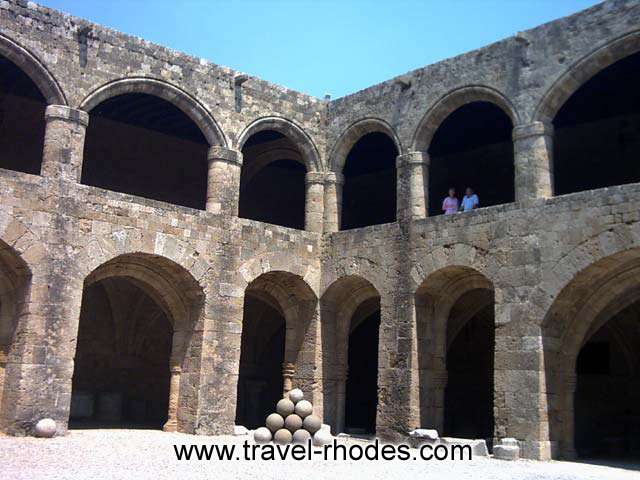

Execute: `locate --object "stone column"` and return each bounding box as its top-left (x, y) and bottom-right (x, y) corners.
top-left (163, 365), bottom-right (182, 432)
top-left (513, 121), bottom-right (554, 204)
top-left (323, 172), bottom-right (344, 233)
top-left (396, 151), bottom-right (429, 222)
top-left (335, 369), bottom-right (348, 434)
top-left (427, 369), bottom-right (448, 433)
top-left (282, 362), bottom-right (296, 395)
top-left (41, 105), bottom-right (89, 181)
top-left (206, 146), bottom-right (243, 216)
top-left (560, 374), bottom-right (578, 459)
top-left (305, 172), bottom-right (325, 233)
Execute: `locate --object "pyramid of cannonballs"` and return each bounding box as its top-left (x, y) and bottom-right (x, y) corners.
top-left (253, 388), bottom-right (332, 446)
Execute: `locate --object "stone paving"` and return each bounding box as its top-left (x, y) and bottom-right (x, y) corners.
top-left (1, 430), bottom-right (638, 480)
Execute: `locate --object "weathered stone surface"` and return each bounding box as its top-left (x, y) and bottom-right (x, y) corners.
top-left (0, 0), bottom-right (637, 464)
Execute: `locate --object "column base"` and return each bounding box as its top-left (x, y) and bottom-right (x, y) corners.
top-left (163, 420), bottom-right (178, 432)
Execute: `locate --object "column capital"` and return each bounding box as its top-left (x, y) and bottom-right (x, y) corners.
top-left (170, 365), bottom-right (182, 374)
top-left (207, 145), bottom-right (243, 166)
top-left (45, 105), bottom-right (89, 127)
top-left (396, 151), bottom-right (430, 168)
top-left (324, 171), bottom-right (345, 185)
top-left (305, 171), bottom-right (326, 185)
top-left (512, 121), bottom-right (554, 141)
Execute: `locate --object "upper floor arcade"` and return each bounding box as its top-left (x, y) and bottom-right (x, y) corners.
top-left (0, 0), bottom-right (639, 238)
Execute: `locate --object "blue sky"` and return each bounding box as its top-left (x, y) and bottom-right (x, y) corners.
top-left (42, 0), bottom-right (601, 98)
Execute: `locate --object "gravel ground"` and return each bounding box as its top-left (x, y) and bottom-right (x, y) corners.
top-left (1, 429), bottom-right (639, 480)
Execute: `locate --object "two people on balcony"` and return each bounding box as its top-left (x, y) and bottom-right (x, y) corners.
top-left (442, 187), bottom-right (479, 215)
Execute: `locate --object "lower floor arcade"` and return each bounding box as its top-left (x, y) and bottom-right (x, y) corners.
top-left (0, 246), bottom-right (638, 463)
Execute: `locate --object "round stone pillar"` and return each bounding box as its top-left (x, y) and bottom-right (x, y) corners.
top-left (163, 365), bottom-right (182, 432)
top-left (282, 362), bottom-right (296, 395)
top-left (41, 105), bottom-right (89, 181)
top-left (206, 146), bottom-right (243, 216)
top-left (396, 151), bottom-right (429, 222)
top-left (305, 172), bottom-right (325, 233)
top-left (513, 121), bottom-right (554, 204)
top-left (428, 369), bottom-right (448, 433)
top-left (323, 172), bottom-right (344, 233)
top-left (560, 373), bottom-right (578, 459)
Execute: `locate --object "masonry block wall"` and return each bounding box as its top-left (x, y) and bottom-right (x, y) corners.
top-left (0, 0), bottom-right (639, 461)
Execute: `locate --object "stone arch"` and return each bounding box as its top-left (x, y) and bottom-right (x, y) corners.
top-left (414, 265), bottom-right (495, 437)
top-left (77, 232), bottom-right (212, 293)
top-left (321, 275), bottom-right (381, 434)
top-left (72, 251), bottom-right (206, 432)
top-left (533, 30), bottom-right (640, 123)
top-left (236, 117), bottom-right (321, 172)
top-left (0, 33), bottom-right (66, 105)
top-left (0, 237), bottom-right (32, 431)
top-left (236, 269), bottom-right (318, 428)
top-left (79, 77), bottom-right (227, 147)
top-left (541, 247), bottom-right (640, 459)
top-left (411, 85), bottom-right (520, 152)
top-left (329, 118), bottom-right (403, 173)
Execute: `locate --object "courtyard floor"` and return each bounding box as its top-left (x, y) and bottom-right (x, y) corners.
top-left (0, 429), bottom-right (638, 480)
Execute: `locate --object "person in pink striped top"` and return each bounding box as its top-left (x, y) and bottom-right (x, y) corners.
top-left (442, 188), bottom-right (459, 215)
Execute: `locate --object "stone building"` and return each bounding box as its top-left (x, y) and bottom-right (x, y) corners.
top-left (0, 0), bottom-right (639, 462)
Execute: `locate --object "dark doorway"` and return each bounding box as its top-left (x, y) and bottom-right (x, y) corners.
top-left (345, 303), bottom-right (380, 434)
top-left (428, 101), bottom-right (514, 216)
top-left (82, 93), bottom-right (209, 209)
top-left (342, 132), bottom-right (397, 230)
top-left (554, 52), bottom-right (640, 195)
top-left (239, 130), bottom-right (306, 229)
top-left (70, 278), bottom-right (172, 429)
top-left (444, 292), bottom-right (495, 443)
top-left (235, 293), bottom-right (285, 429)
top-left (574, 302), bottom-right (640, 459)
top-left (0, 55), bottom-right (47, 174)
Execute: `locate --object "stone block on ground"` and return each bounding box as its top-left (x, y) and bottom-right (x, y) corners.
top-left (441, 437), bottom-right (489, 456)
top-left (494, 438), bottom-right (520, 461)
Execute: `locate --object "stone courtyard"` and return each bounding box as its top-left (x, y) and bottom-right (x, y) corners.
top-left (0, 0), bottom-right (639, 470)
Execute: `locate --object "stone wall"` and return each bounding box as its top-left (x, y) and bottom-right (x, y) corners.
top-left (0, 0), bottom-right (639, 462)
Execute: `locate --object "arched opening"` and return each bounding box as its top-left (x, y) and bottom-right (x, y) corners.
top-left (238, 130), bottom-right (306, 229)
top-left (344, 297), bottom-right (380, 434)
top-left (235, 292), bottom-right (285, 429)
top-left (235, 271), bottom-right (317, 428)
top-left (575, 309), bottom-right (639, 459)
top-left (321, 276), bottom-right (380, 435)
top-left (0, 240), bottom-right (30, 429)
top-left (70, 254), bottom-right (203, 431)
top-left (0, 54), bottom-right (47, 174)
top-left (70, 278), bottom-right (172, 429)
top-left (81, 93), bottom-right (210, 209)
top-left (428, 102), bottom-right (514, 216)
top-left (415, 266), bottom-right (494, 443)
top-left (543, 249), bottom-right (640, 461)
top-left (341, 132), bottom-right (397, 230)
top-left (553, 51), bottom-right (640, 195)
top-left (443, 289), bottom-right (494, 440)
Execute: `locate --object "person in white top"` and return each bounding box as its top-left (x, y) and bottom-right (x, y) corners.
top-left (460, 187), bottom-right (479, 212)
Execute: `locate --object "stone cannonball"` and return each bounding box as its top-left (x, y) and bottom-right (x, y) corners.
top-left (276, 398), bottom-right (295, 417)
top-left (274, 428), bottom-right (293, 445)
top-left (284, 413), bottom-right (303, 433)
top-left (313, 429), bottom-right (332, 446)
top-left (266, 413), bottom-right (284, 433)
top-left (302, 414), bottom-right (322, 434)
top-left (34, 418), bottom-right (56, 438)
top-left (288, 388), bottom-right (304, 404)
top-left (294, 399), bottom-right (313, 418)
top-left (292, 429), bottom-right (311, 444)
top-left (253, 427), bottom-right (272, 444)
